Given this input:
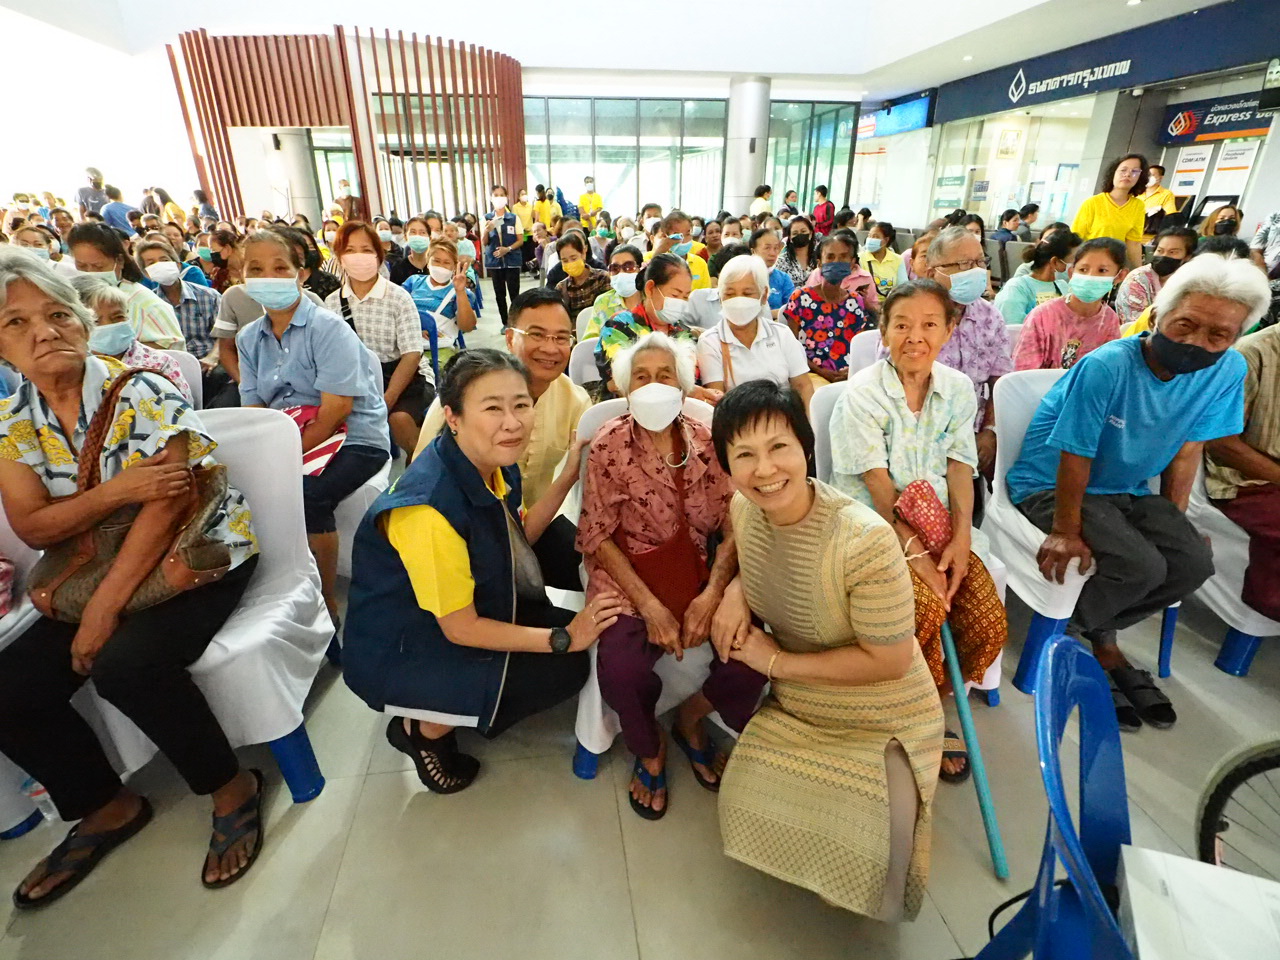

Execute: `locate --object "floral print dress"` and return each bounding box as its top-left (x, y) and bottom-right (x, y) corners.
top-left (781, 286), bottom-right (875, 373)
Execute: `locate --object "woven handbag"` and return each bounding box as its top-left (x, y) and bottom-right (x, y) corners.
top-left (894, 479), bottom-right (953, 555)
top-left (27, 369), bottom-right (232, 623)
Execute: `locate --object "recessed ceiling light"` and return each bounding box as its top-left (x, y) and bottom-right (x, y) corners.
top-left (963, 55), bottom-right (973, 61)
top-left (1126, 0), bottom-right (1141, 6)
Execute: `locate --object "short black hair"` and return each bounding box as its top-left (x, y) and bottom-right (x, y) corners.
top-left (641, 252), bottom-right (691, 290)
top-left (753, 185), bottom-right (772, 198)
top-left (708, 242), bottom-right (749, 279)
top-left (711, 379), bottom-right (814, 472)
top-left (1149, 164), bottom-right (1166, 176)
top-left (438, 348), bottom-right (530, 415)
top-left (508, 286), bottom-right (570, 329)
top-left (555, 232), bottom-right (587, 256)
top-left (815, 185), bottom-right (829, 199)
top-left (1018, 203), bottom-right (1040, 218)
top-left (1194, 235), bottom-right (1251, 259)
top-left (834, 206), bottom-right (855, 228)
top-left (660, 210), bottom-right (691, 234)
top-left (870, 220), bottom-right (897, 252)
top-left (748, 227), bottom-right (777, 252)
top-left (274, 225), bottom-right (320, 271)
top-left (67, 222), bottom-right (144, 283)
top-left (609, 243), bottom-right (644, 266)
top-left (959, 213), bottom-right (986, 234)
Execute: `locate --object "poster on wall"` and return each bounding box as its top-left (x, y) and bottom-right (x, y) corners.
top-left (1206, 141), bottom-right (1261, 196)
top-left (1171, 145), bottom-right (1213, 194)
top-left (971, 179), bottom-right (990, 201)
top-left (996, 129), bottom-right (1022, 159)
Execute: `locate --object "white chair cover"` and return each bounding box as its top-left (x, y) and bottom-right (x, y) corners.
top-left (569, 338), bottom-right (601, 385)
top-left (1186, 473), bottom-right (1280, 639)
top-left (1006, 323), bottom-right (1023, 356)
top-left (162, 349), bottom-right (204, 409)
top-left (575, 307), bottom-right (594, 340)
top-left (847, 329), bottom-right (882, 377)
top-left (980, 369), bottom-right (1091, 619)
top-left (572, 396), bottom-right (723, 753)
top-left (336, 461), bottom-right (391, 580)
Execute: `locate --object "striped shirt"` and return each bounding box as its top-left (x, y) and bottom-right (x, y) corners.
top-left (165, 281), bottom-right (221, 358)
top-left (324, 277), bottom-right (422, 364)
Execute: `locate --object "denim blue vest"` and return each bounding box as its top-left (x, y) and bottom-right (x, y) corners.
top-left (342, 430), bottom-right (523, 731)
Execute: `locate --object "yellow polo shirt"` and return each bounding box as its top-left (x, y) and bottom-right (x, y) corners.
top-left (384, 469), bottom-right (510, 617)
top-left (578, 191), bottom-right (603, 229)
top-left (1071, 192), bottom-right (1144, 244)
top-left (1120, 307), bottom-right (1153, 338)
top-left (412, 373), bottom-right (590, 507)
top-left (534, 199), bottom-right (562, 227)
top-left (640, 250), bottom-right (711, 290)
top-left (1141, 185), bottom-right (1178, 216)
top-left (512, 201), bottom-right (535, 235)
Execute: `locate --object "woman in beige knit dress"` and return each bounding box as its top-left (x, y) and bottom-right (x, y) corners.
top-left (708, 379), bottom-right (944, 920)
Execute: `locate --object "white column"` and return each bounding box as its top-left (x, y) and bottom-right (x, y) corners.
top-left (724, 76), bottom-right (771, 216)
top-left (274, 131), bottom-right (323, 226)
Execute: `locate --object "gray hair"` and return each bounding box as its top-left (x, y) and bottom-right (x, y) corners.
top-left (611, 331), bottom-right (696, 398)
top-left (717, 253), bottom-right (769, 299)
top-left (0, 247), bottom-right (95, 337)
top-left (1153, 252), bottom-right (1272, 333)
top-left (69, 274), bottom-right (129, 317)
top-left (926, 225), bottom-right (978, 265)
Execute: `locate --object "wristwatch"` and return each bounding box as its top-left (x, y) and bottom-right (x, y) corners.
top-left (549, 627), bottom-right (572, 654)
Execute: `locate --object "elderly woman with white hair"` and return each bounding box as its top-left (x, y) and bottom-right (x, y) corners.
top-left (696, 254), bottom-right (814, 408)
top-left (0, 248), bottom-right (266, 905)
top-left (1010, 253), bottom-right (1269, 730)
top-left (578, 332), bottom-right (766, 820)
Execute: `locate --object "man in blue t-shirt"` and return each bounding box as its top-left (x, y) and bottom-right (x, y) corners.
top-left (1008, 253), bottom-right (1270, 730)
top-left (99, 185), bottom-right (138, 236)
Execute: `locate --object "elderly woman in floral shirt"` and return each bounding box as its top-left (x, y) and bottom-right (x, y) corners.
top-left (782, 233), bottom-right (876, 384)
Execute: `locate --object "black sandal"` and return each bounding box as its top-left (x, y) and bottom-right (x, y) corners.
top-left (1110, 666), bottom-right (1176, 729)
top-left (939, 730), bottom-right (972, 784)
top-left (628, 757), bottom-right (668, 821)
top-left (1107, 672), bottom-right (1143, 732)
top-left (672, 724), bottom-right (724, 793)
top-left (13, 797), bottom-right (154, 910)
top-left (386, 718), bottom-right (479, 794)
top-left (203, 768), bottom-right (266, 889)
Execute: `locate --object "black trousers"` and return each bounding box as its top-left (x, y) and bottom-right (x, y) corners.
top-left (0, 556), bottom-right (259, 820)
top-left (489, 266), bottom-right (522, 327)
top-left (204, 372), bottom-right (241, 409)
top-left (303, 444), bottom-right (389, 534)
top-left (532, 515), bottom-right (585, 592)
top-left (483, 599), bottom-right (586, 739)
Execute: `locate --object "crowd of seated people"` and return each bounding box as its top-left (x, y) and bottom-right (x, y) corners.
top-left (0, 165), bottom-right (1276, 925)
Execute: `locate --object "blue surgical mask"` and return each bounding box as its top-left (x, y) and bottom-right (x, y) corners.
top-left (83, 270), bottom-right (120, 288)
top-left (1068, 273), bottom-right (1115, 304)
top-left (1055, 269), bottom-right (1069, 284)
top-left (244, 277), bottom-right (301, 311)
top-left (60, 241), bottom-right (70, 254)
top-left (945, 267), bottom-right (987, 305)
top-left (610, 272), bottom-right (637, 298)
top-left (377, 229), bottom-right (393, 243)
top-left (671, 241), bottom-right (692, 257)
top-left (196, 245), bottom-right (213, 262)
top-left (864, 237), bottom-right (882, 254)
top-left (407, 235), bottom-right (430, 254)
top-left (89, 321), bottom-right (135, 356)
top-left (820, 261), bottom-right (853, 285)
top-left (26, 247), bottom-right (51, 261)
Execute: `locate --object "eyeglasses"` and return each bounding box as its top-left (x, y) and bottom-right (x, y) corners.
top-left (513, 329), bottom-right (574, 348)
top-left (935, 257), bottom-right (990, 273)
top-left (607, 262), bottom-right (640, 274)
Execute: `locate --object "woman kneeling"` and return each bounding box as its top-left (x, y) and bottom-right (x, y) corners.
top-left (578, 333), bottom-right (766, 819)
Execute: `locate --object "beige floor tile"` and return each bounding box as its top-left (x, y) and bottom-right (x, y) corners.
top-left (0, 776), bottom-right (361, 960)
top-left (609, 749), bottom-right (962, 960)
top-left (312, 758), bottom-right (639, 960)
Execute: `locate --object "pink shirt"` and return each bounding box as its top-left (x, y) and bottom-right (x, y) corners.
top-left (117, 340), bottom-right (194, 405)
top-left (1014, 297), bottom-right (1120, 372)
top-left (577, 413), bottom-right (731, 617)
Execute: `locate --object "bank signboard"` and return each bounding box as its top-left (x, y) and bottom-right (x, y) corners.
top-left (1161, 95), bottom-right (1273, 145)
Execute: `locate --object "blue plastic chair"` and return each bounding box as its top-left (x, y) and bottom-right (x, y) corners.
top-left (977, 633), bottom-right (1134, 960)
top-left (1014, 604), bottom-right (1179, 695)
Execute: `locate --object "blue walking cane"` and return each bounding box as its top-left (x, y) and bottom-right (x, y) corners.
top-left (941, 621), bottom-right (1009, 880)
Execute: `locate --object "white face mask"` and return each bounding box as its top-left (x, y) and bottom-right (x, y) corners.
top-left (620, 226), bottom-right (636, 241)
top-left (324, 231), bottom-right (337, 244)
top-left (492, 195), bottom-right (508, 209)
top-left (722, 296), bottom-right (762, 327)
top-left (643, 217), bottom-right (661, 233)
top-left (428, 264), bottom-right (453, 284)
top-left (628, 382), bottom-right (683, 432)
top-left (145, 261), bottom-right (182, 286)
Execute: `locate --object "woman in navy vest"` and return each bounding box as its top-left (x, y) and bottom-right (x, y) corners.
top-left (343, 350), bottom-right (625, 793)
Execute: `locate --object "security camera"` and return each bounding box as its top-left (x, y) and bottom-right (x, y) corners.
top-left (1131, 87), bottom-right (1145, 97)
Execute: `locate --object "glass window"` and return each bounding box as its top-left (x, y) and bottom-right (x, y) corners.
top-left (547, 98), bottom-right (593, 209)
top-left (594, 99), bottom-right (639, 219)
top-left (681, 100), bottom-right (726, 216)
top-left (524, 97), bottom-right (549, 197)
top-left (638, 100), bottom-right (681, 216)
top-left (767, 103), bottom-right (813, 210)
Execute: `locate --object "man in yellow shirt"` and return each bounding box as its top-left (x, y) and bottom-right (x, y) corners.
top-left (578, 177), bottom-right (603, 231)
top-left (534, 185), bottom-right (562, 228)
top-left (1141, 164), bottom-right (1179, 217)
top-left (414, 286), bottom-right (590, 588)
top-left (641, 210), bottom-right (711, 290)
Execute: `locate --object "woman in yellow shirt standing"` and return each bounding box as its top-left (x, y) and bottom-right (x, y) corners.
top-left (1071, 154), bottom-right (1148, 268)
top-left (512, 188), bottom-right (536, 271)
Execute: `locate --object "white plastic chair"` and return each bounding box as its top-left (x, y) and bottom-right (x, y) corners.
top-left (0, 408), bottom-right (334, 825)
top-left (161, 348), bottom-right (203, 409)
top-left (335, 348), bottom-right (392, 580)
top-left (1006, 323), bottom-right (1023, 356)
top-left (1186, 473), bottom-right (1280, 677)
top-left (575, 307), bottom-right (594, 340)
top-left (847, 328), bottom-right (882, 376)
top-left (569, 337), bottom-right (601, 385)
top-left (571, 397), bottom-right (721, 778)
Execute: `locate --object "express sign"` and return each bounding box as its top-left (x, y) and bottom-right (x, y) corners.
top-left (1160, 95), bottom-right (1273, 145)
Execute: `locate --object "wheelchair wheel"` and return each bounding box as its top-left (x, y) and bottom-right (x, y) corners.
top-left (1196, 741), bottom-right (1280, 881)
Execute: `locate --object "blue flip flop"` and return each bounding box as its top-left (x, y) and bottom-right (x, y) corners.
top-left (628, 757), bottom-right (668, 821)
top-left (672, 724), bottom-right (722, 792)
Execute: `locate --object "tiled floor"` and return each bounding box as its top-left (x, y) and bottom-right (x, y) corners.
top-left (1, 281), bottom-right (1277, 959)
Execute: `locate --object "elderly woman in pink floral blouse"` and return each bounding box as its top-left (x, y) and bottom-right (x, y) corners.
top-left (577, 331), bottom-right (765, 821)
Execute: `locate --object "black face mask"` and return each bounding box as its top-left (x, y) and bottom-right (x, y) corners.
top-left (210, 250), bottom-right (227, 268)
top-left (1150, 255), bottom-right (1182, 277)
top-left (1214, 219), bottom-right (1238, 235)
top-left (1148, 329), bottom-right (1226, 375)
top-left (791, 234), bottom-right (811, 248)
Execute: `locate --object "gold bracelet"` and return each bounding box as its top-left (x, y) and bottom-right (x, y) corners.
top-left (767, 650), bottom-right (782, 682)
